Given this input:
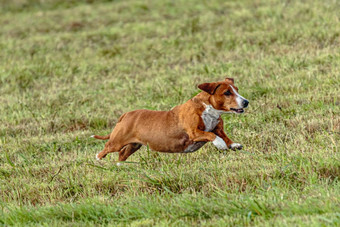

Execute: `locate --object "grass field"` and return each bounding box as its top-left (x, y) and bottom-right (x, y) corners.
top-left (0, 0), bottom-right (339, 226)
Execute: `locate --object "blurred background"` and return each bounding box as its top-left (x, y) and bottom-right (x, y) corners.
top-left (0, 0), bottom-right (339, 225)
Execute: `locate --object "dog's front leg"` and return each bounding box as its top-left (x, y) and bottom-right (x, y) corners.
top-left (212, 119), bottom-right (243, 150)
top-left (188, 129), bottom-right (228, 150)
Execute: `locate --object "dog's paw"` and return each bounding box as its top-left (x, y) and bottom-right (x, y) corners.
top-left (229, 143), bottom-right (243, 150)
top-left (96, 153), bottom-right (101, 160)
top-left (213, 136), bottom-right (228, 150)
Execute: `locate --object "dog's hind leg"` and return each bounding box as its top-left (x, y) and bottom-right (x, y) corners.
top-left (95, 125), bottom-right (139, 160)
top-left (118, 143), bottom-right (142, 162)
top-left (95, 115), bottom-right (139, 160)
top-left (96, 139), bottom-right (122, 160)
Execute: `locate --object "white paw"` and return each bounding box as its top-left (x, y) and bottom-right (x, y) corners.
top-left (116, 162), bottom-right (122, 166)
top-left (90, 135), bottom-right (95, 138)
top-left (212, 136), bottom-right (228, 150)
top-left (96, 153), bottom-right (101, 160)
top-left (230, 143), bottom-right (243, 150)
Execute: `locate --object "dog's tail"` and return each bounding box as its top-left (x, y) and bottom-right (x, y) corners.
top-left (91, 134), bottom-right (110, 140)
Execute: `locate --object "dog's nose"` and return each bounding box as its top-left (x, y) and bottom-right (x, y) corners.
top-left (243, 99), bottom-right (249, 108)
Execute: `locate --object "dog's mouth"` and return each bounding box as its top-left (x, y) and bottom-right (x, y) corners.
top-left (230, 108), bottom-right (244, 113)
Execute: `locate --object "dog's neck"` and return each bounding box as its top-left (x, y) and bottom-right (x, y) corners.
top-left (192, 92), bottom-right (226, 118)
top-left (202, 103), bottom-right (224, 119)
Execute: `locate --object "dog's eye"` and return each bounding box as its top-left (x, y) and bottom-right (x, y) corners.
top-left (224, 90), bottom-right (232, 96)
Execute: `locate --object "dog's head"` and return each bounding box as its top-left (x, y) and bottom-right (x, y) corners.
top-left (198, 78), bottom-right (249, 113)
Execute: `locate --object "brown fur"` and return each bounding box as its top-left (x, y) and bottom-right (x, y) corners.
top-left (92, 135), bottom-right (110, 140)
top-left (94, 78), bottom-right (245, 161)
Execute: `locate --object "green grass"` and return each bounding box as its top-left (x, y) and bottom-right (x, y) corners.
top-left (0, 0), bottom-right (339, 226)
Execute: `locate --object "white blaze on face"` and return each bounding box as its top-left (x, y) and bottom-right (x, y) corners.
top-left (230, 85), bottom-right (248, 108)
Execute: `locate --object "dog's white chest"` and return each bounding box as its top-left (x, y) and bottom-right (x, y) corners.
top-left (201, 105), bottom-right (221, 131)
top-left (182, 104), bottom-right (223, 153)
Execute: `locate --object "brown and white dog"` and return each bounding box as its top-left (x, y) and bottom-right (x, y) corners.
top-left (92, 78), bottom-right (249, 162)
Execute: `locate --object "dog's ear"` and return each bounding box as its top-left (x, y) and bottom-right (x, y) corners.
top-left (225, 78), bottom-right (234, 84)
top-left (198, 82), bottom-right (220, 95)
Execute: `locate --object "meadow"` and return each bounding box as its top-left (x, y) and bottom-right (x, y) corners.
top-left (0, 0), bottom-right (339, 226)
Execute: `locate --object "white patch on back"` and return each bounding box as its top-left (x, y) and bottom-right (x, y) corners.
top-left (230, 85), bottom-right (247, 108)
top-left (201, 104), bottom-right (225, 131)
